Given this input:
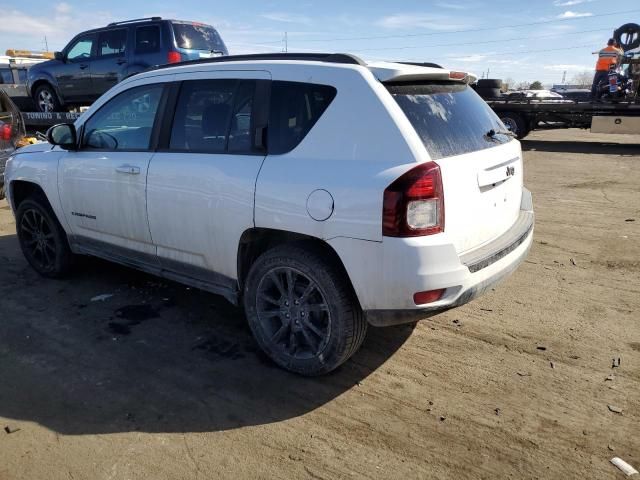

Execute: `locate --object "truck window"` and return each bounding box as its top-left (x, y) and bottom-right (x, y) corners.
top-left (387, 82), bottom-right (512, 160)
top-left (67, 35), bottom-right (95, 61)
top-left (136, 25), bottom-right (160, 53)
top-left (0, 69), bottom-right (12, 84)
top-left (171, 22), bottom-right (226, 52)
top-left (98, 29), bottom-right (127, 57)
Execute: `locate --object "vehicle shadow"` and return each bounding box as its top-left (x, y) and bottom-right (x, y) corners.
top-left (521, 139), bottom-right (640, 155)
top-left (0, 233), bottom-right (414, 435)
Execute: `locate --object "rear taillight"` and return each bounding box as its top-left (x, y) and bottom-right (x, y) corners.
top-left (383, 161), bottom-right (444, 237)
top-left (167, 51), bottom-right (182, 64)
top-left (0, 124), bottom-right (11, 141)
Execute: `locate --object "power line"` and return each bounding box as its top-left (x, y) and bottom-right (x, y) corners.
top-left (261, 8), bottom-right (640, 44)
top-left (351, 27), bottom-right (611, 52)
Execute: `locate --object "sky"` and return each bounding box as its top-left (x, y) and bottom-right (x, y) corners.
top-left (1, 0), bottom-right (639, 85)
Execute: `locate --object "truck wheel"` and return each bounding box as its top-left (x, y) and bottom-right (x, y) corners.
top-left (16, 197), bottom-right (73, 278)
top-left (34, 84), bottom-right (62, 113)
top-left (243, 244), bottom-right (367, 376)
top-left (500, 112), bottom-right (529, 139)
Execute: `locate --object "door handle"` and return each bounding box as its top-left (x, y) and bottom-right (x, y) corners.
top-left (116, 165), bottom-right (140, 175)
top-left (116, 59), bottom-right (127, 65)
top-left (79, 64), bottom-right (89, 70)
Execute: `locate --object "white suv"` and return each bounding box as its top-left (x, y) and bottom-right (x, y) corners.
top-left (4, 53), bottom-right (533, 375)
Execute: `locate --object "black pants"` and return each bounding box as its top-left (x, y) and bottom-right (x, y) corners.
top-left (591, 71), bottom-right (609, 99)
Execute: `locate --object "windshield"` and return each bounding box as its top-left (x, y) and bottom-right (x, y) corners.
top-left (387, 82), bottom-right (512, 160)
top-left (172, 22), bottom-right (227, 53)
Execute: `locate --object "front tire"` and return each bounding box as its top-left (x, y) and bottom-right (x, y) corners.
top-left (243, 244), bottom-right (367, 376)
top-left (34, 84), bottom-right (62, 113)
top-left (16, 197), bottom-right (73, 277)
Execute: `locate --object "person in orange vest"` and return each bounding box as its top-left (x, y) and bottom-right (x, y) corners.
top-left (591, 39), bottom-right (623, 99)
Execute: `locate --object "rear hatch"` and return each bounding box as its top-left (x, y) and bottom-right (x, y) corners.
top-left (170, 21), bottom-right (228, 60)
top-left (387, 81), bottom-right (522, 254)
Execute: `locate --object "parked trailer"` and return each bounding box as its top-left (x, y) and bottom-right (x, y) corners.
top-left (486, 98), bottom-right (640, 139)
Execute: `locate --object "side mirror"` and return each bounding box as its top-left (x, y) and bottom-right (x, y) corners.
top-left (54, 51), bottom-right (65, 61)
top-left (46, 123), bottom-right (77, 150)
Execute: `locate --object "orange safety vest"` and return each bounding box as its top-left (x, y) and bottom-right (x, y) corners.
top-left (596, 45), bottom-right (622, 71)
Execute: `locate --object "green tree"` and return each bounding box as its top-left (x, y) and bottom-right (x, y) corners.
top-left (529, 81), bottom-right (543, 90)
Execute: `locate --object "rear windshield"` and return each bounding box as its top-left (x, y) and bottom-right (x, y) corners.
top-left (172, 22), bottom-right (227, 53)
top-left (387, 82), bottom-right (512, 160)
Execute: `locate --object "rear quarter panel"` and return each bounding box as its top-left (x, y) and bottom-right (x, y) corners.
top-left (254, 64), bottom-right (427, 242)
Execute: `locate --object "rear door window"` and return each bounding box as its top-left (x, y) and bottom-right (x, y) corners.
top-left (387, 82), bottom-right (512, 160)
top-left (171, 22), bottom-right (227, 53)
top-left (136, 25), bottom-right (161, 53)
top-left (169, 79), bottom-right (256, 154)
top-left (268, 81), bottom-right (337, 155)
top-left (98, 29), bottom-right (127, 57)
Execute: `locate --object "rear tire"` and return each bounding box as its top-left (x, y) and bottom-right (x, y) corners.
top-left (499, 112), bottom-right (529, 139)
top-left (243, 243), bottom-right (367, 376)
top-left (16, 197), bottom-right (73, 278)
top-left (34, 84), bottom-right (62, 113)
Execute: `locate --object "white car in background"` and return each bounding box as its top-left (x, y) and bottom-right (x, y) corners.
top-left (4, 53), bottom-right (534, 375)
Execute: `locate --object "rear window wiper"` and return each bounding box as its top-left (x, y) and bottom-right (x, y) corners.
top-left (486, 128), bottom-right (516, 139)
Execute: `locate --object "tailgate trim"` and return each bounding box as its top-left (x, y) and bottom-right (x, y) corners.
top-left (461, 189), bottom-right (534, 273)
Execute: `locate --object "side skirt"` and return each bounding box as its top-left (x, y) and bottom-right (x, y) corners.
top-left (69, 236), bottom-right (239, 305)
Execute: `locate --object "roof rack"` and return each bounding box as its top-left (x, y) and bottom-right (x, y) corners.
top-left (152, 52), bottom-right (366, 71)
top-left (108, 17), bottom-right (162, 26)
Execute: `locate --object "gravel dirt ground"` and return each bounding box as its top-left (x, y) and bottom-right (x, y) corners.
top-left (0, 129), bottom-right (638, 480)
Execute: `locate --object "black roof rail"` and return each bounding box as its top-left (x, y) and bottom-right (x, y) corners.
top-left (108, 17), bottom-right (162, 26)
top-left (151, 52), bottom-right (366, 71)
top-left (398, 62), bottom-right (444, 69)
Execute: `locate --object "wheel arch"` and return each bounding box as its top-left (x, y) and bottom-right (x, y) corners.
top-left (10, 180), bottom-right (50, 210)
top-left (30, 79), bottom-right (64, 106)
top-left (237, 228), bottom-right (360, 307)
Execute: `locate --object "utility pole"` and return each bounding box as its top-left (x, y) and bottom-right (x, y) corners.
top-left (283, 32), bottom-right (288, 53)
top-left (44, 36), bottom-right (49, 52)
top-left (561, 70), bottom-right (567, 84)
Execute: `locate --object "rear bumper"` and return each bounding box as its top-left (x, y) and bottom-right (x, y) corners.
top-left (330, 189), bottom-right (534, 327)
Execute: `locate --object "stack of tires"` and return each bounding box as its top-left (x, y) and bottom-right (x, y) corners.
top-left (475, 79), bottom-right (503, 99)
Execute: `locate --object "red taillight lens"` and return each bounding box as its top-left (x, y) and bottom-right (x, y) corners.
top-left (413, 289), bottom-right (445, 305)
top-left (0, 124), bottom-right (11, 141)
top-left (383, 161), bottom-right (444, 237)
top-left (167, 51), bottom-right (182, 64)
top-left (449, 71), bottom-right (468, 81)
